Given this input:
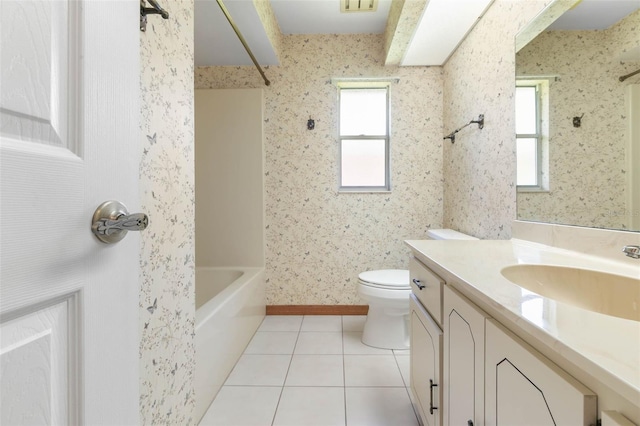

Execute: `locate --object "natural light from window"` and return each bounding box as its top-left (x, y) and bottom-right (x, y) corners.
top-left (339, 87), bottom-right (389, 190)
top-left (515, 86), bottom-right (539, 186)
top-left (521, 288), bottom-right (546, 328)
top-left (340, 89), bottom-right (387, 135)
top-left (341, 139), bottom-right (386, 186)
top-left (516, 138), bottom-right (538, 185)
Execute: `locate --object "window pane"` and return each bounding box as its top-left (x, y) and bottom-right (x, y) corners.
top-left (340, 89), bottom-right (387, 136)
top-left (515, 86), bottom-right (537, 134)
top-left (517, 138), bottom-right (538, 186)
top-left (341, 139), bottom-right (386, 187)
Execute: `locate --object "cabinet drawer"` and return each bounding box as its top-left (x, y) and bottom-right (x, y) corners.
top-left (409, 256), bottom-right (444, 327)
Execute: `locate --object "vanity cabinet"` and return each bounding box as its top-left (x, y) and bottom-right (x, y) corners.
top-left (443, 286), bottom-right (489, 426)
top-left (485, 318), bottom-right (597, 425)
top-left (407, 235), bottom-right (640, 426)
top-left (410, 250), bottom-right (600, 426)
top-left (410, 294), bottom-right (442, 426)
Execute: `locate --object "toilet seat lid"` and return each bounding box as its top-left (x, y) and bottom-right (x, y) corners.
top-left (358, 269), bottom-right (410, 289)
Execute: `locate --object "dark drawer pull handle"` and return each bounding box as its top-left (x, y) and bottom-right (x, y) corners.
top-left (412, 278), bottom-right (425, 290)
top-left (429, 379), bottom-right (438, 414)
top-left (468, 421), bottom-right (474, 426)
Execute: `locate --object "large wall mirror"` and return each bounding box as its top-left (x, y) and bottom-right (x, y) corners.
top-left (515, 0), bottom-right (640, 231)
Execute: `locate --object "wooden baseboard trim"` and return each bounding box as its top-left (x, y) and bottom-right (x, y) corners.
top-left (266, 305), bottom-right (369, 316)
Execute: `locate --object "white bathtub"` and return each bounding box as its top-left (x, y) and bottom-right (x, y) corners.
top-left (195, 266), bottom-right (266, 422)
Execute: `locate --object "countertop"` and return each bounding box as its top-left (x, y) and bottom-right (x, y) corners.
top-left (405, 238), bottom-right (640, 408)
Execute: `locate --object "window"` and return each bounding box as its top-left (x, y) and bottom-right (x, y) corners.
top-left (338, 86), bottom-right (390, 191)
top-left (515, 81), bottom-right (549, 191)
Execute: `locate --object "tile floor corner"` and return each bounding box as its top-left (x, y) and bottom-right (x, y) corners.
top-left (198, 315), bottom-right (419, 426)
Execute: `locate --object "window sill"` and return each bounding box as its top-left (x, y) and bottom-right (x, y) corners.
top-left (338, 189), bottom-right (392, 194)
top-left (517, 186), bottom-right (550, 194)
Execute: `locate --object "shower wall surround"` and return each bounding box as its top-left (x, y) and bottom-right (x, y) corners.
top-left (196, 34), bottom-right (444, 305)
top-left (442, 0), bottom-right (550, 239)
top-left (140, 0), bottom-right (196, 423)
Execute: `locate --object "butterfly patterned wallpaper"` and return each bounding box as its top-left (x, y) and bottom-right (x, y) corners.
top-left (442, 0), bottom-right (551, 239)
top-left (139, 0), bottom-right (196, 423)
top-left (196, 34), bottom-right (445, 306)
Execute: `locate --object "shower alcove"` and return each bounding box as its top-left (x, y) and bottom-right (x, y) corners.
top-left (194, 88), bottom-right (266, 422)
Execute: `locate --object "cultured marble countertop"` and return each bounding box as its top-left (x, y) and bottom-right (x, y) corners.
top-left (405, 238), bottom-right (640, 407)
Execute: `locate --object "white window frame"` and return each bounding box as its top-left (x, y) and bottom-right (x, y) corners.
top-left (337, 83), bottom-right (391, 192)
top-left (516, 79), bottom-right (550, 192)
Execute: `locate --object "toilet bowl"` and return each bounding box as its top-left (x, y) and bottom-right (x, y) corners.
top-left (358, 229), bottom-right (478, 350)
top-left (358, 269), bottom-right (411, 349)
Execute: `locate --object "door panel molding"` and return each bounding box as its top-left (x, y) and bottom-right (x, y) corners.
top-left (0, 0), bottom-right (79, 152)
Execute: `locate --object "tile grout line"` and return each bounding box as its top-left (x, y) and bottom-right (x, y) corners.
top-left (206, 315), bottom-right (417, 426)
top-left (394, 342), bottom-right (421, 424)
top-left (270, 315), bottom-right (303, 426)
top-left (342, 316), bottom-right (348, 426)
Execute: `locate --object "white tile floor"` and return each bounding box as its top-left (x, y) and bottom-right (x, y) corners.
top-left (199, 315), bottom-right (420, 426)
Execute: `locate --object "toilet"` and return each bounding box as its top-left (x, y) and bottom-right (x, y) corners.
top-left (358, 228), bottom-right (478, 350)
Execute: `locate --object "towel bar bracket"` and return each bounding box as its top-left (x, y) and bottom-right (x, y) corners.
top-left (140, 0), bottom-right (169, 32)
top-left (471, 114), bottom-right (484, 129)
top-left (444, 114), bottom-right (484, 143)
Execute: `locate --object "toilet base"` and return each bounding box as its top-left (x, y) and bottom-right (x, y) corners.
top-left (361, 305), bottom-right (410, 350)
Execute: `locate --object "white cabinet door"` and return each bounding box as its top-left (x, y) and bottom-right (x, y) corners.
top-left (1, 1), bottom-right (140, 424)
top-left (485, 319), bottom-right (597, 426)
top-left (410, 294), bottom-right (442, 426)
top-left (444, 286), bottom-right (490, 426)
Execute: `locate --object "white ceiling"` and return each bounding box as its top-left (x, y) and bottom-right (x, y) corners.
top-left (270, 0), bottom-right (393, 34)
top-left (549, 0), bottom-right (639, 30)
top-left (194, 0), bottom-right (640, 67)
top-left (195, 0), bottom-right (280, 66)
top-left (194, 0), bottom-right (394, 67)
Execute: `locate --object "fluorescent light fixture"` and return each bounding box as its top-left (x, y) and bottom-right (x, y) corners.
top-left (402, 0), bottom-right (494, 66)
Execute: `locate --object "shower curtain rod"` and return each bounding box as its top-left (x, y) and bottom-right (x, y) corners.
top-left (620, 68), bottom-right (640, 82)
top-left (216, 0), bottom-right (271, 86)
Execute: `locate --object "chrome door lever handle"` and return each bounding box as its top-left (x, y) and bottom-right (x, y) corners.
top-left (94, 213), bottom-right (148, 234)
top-left (92, 200), bottom-right (149, 244)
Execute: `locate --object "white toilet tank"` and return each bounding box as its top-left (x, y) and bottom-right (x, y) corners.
top-left (426, 228), bottom-right (478, 240)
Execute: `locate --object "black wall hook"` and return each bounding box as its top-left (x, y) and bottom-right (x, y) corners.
top-left (573, 113), bottom-right (584, 128)
top-left (140, 0), bottom-right (169, 32)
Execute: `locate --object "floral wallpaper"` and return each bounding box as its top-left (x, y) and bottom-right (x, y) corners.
top-left (196, 34), bottom-right (444, 305)
top-left (516, 10), bottom-right (640, 230)
top-left (442, 0), bottom-right (550, 239)
top-left (139, 0), bottom-right (196, 423)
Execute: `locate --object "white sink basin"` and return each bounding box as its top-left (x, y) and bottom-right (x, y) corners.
top-left (501, 265), bottom-right (640, 322)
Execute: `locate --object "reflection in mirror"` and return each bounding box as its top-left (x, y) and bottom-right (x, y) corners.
top-left (515, 0), bottom-right (640, 231)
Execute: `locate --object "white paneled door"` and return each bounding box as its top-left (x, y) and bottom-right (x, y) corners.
top-left (1, 1), bottom-right (140, 424)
